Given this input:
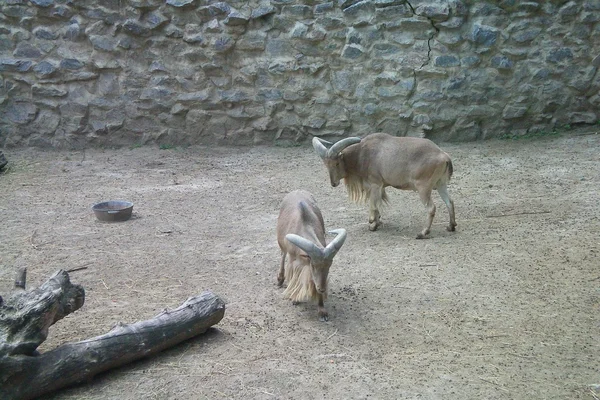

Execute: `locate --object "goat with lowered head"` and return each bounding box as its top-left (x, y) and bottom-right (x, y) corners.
top-left (313, 133), bottom-right (456, 239)
top-left (276, 190), bottom-right (347, 321)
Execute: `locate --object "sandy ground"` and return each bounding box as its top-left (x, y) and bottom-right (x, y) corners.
top-left (1, 130), bottom-right (599, 400)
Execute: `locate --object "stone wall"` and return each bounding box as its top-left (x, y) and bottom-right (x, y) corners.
top-left (1, 0), bottom-right (599, 147)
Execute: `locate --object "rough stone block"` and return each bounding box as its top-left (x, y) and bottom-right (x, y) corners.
top-left (32, 85), bottom-right (68, 97)
top-left (13, 43), bottom-right (42, 58)
top-left (490, 55), bottom-right (514, 69)
top-left (34, 27), bottom-right (58, 40)
top-left (435, 55), bottom-right (460, 67)
top-left (471, 24), bottom-right (500, 46)
top-left (166, 0), bottom-right (197, 7)
top-left (0, 59), bottom-right (32, 72)
top-left (237, 31), bottom-right (266, 51)
top-left (342, 44), bottom-right (366, 60)
top-left (415, 3), bottom-right (450, 21)
top-left (3, 102), bottom-right (38, 125)
top-left (546, 47), bottom-right (573, 63)
top-left (502, 105), bottom-right (528, 119)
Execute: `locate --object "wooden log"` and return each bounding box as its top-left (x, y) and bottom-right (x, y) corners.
top-left (0, 269), bottom-right (85, 357)
top-left (0, 290), bottom-right (225, 400)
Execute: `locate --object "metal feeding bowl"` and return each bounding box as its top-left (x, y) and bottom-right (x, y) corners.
top-left (92, 200), bottom-right (134, 222)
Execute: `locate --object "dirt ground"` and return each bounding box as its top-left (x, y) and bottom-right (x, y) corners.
top-left (1, 130), bottom-right (599, 400)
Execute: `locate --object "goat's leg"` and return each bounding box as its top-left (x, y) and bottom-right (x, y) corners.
top-left (317, 294), bottom-right (328, 321)
top-left (437, 184), bottom-right (457, 232)
top-left (368, 185), bottom-right (384, 231)
top-left (277, 252), bottom-right (286, 286)
top-left (417, 187), bottom-right (436, 239)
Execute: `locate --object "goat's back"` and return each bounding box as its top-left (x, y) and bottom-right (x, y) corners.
top-left (277, 190), bottom-right (326, 253)
top-left (347, 133), bottom-right (452, 186)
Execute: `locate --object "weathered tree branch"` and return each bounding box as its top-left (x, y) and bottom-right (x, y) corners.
top-left (0, 269), bottom-right (85, 357)
top-left (1, 292), bottom-right (225, 400)
top-left (0, 271), bottom-right (226, 400)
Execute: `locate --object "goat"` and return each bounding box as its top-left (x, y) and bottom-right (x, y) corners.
top-left (313, 133), bottom-right (456, 239)
top-left (276, 190), bottom-right (347, 321)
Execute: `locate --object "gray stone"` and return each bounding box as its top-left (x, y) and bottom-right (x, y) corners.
top-left (166, 0), bottom-right (197, 7)
top-left (315, 2), bottom-right (334, 14)
top-left (32, 85), bottom-right (68, 97)
top-left (34, 27), bottom-right (58, 40)
top-left (251, 6), bottom-right (277, 19)
top-left (30, 0), bottom-right (53, 6)
top-left (546, 47), bottom-right (573, 63)
top-left (435, 55), bottom-right (460, 67)
top-left (490, 55), bottom-right (514, 69)
top-left (34, 61), bottom-right (57, 77)
top-left (13, 43), bottom-right (42, 58)
top-left (140, 87), bottom-right (173, 100)
top-left (304, 118), bottom-right (326, 129)
top-left (5, 102), bottom-right (38, 124)
top-left (147, 12), bottom-right (170, 29)
top-left (0, 59), bottom-right (32, 72)
top-left (472, 24), bottom-right (500, 46)
top-left (177, 90), bottom-right (211, 104)
top-left (580, 11), bottom-right (600, 23)
top-left (238, 32), bottom-right (266, 51)
top-left (569, 111), bottom-right (597, 124)
top-left (287, 5), bottom-right (314, 19)
top-left (218, 90), bottom-right (250, 103)
top-left (60, 58), bottom-right (84, 70)
top-left (257, 89), bottom-right (283, 101)
top-left (438, 16), bottom-right (465, 29)
top-left (290, 22), bottom-right (309, 38)
top-left (513, 28), bottom-right (542, 43)
top-left (52, 6), bottom-right (73, 19)
top-left (123, 20), bottom-right (151, 36)
top-left (214, 36), bottom-right (235, 52)
top-left (165, 25), bottom-right (184, 38)
top-left (63, 24), bottom-right (84, 41)
top-left (502, 105), bottom-right (528, 119)
top-left (342, 44), bottom-right (365, 59)
top-left (224, 11), bottom-right (249, 26)
top-left (89, 35), bottom-right (117, 51)
top-left (415, 3), bottom-right (450, 21)
top-left (183, 25), bottom-right (204, 44)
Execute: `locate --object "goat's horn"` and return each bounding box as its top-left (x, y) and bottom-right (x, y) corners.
top-left (324, 229), bottom-right (347, 260)
top-left (285, 234), bottom-right (323, 260)
top-left (312, 137), bottom-right (329, 159)
top-left (327, 137), bottom-right (361, 158)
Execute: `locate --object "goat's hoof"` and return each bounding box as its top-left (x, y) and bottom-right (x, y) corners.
top-left (318, 312), bottom-right (329, 322)
top-left (446, 225), bottom-right (456, 232)
top-left (277, 277), bottom-right (284, 287)
top-left (416, 233), bottom-right (430, 239)
top-left (292, 301), bottom-right (300, 306)
top-left (368, 221), bottom-right (380, 231)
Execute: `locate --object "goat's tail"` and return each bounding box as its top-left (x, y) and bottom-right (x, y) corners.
top-left (446, 160), bottom-right (453, 180)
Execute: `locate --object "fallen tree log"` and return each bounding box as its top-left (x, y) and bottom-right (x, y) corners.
top-left (0, 270), bottom-right (226, 400)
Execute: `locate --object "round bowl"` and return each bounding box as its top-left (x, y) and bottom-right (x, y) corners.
top-left (92, 200), bottom-right (134, 222)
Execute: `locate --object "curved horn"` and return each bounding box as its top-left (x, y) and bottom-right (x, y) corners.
top-left (324, 229), bottom-right (347, 260)
top-left (327, 137), bottom-right (361, 158)
top-left (285, 234), bottom-right (324, 260)
top-left (312, 137), bottom-right (329, 159)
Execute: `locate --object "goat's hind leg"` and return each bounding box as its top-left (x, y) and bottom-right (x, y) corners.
top-left (277, 252), bottom-right (286, 287)
top-left (417, 186), bottom-right (436, 239)
top-left (368, 185), bottom-right (384, 231)
top-left (437, 183), bottom-right (457, 232)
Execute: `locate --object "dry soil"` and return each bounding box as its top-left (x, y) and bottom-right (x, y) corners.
top-left (1, 130), bottom-right (599, 400)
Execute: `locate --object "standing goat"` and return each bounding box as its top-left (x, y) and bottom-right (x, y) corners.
top-left (276, 190), bottom-right (347, 321)
top-left (313, 133), bottom-right (456, 239)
